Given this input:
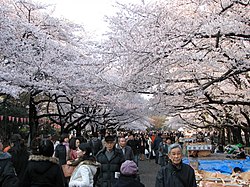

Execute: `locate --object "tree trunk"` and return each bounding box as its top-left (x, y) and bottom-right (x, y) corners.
top-left (29, 95), bottom-right (38, 144)
top-left (232, 127), bottom-right (239, 144)
top-left (243, 129), bottom-right (250, 146)
top-left (220, 128), bottom-right (225, 145)
top-left (236, 127), bottom-right (243, 144)
top-left (226, 127), bottom-right (231, 144)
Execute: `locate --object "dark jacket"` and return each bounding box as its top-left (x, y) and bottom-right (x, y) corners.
top-left (96, 148), bottom-right (125, 187)
top-left (152, 136), bottom-right (162, 151)
top-left (117, 145), bottom-right (134, 161)
top-left (127, 139), bottom-right (140, 155)
top-left (21, 155), bottom-right (65, 187)
top-left (90, 138), bottom-right (103, 156)
top-left (0, 151), bottom-right (19, 187)
top-left (54, 143), bottom-right (67, 165)
top-left (8, 144), bottom-right (29, 180)
top-left (114, 175), bottom-right (145, 187)
top-left (155, 161), bottom-right (197, 187)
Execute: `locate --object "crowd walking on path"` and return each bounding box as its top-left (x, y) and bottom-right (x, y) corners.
top-left (0, 129), bottom-right (204, 187)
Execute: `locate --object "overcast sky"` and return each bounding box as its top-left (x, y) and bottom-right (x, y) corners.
top-left (36, 0), bottom-right (144, 37)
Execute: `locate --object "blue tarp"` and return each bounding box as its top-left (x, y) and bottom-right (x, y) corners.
top-left (183, 156), bottom-right (250, 174)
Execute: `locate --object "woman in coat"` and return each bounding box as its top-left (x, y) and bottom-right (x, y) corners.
top-left (68, 143), bottom-right (100, 187)
top-left (21, 138), bottom-right (65, 187)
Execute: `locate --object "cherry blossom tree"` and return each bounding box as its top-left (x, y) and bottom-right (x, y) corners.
top-left (100, 0), bottom-right (250, 144)
top-left (0, 0), bottom-right (151, 140)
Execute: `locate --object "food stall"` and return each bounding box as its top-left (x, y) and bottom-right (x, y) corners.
top-left (186, 143), bottom-right (213, 157)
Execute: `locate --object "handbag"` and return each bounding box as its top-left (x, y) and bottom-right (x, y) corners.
top-left (61, 164), bottom-right (76, 178)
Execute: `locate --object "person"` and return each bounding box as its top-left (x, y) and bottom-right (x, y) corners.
top-left (232, 147), bottom-right (246, 159)
top-left (126, 134), bottom-right (140, 165)
top-left (0, 140), bottom-right (19, 187)
top-left (144, 134), bottom-right (152, 160)
top-left (158, 137), bottom-right (171, 166)
top-left (68, 142), bottom-right (100, 187)
top-left (69, 137), bottom-right (81, 160)
top-left (89, 132), bottom-right (103, 156)
top-left (96, 135), bottom-right (125, 187)
top-left (155, 143), bottom-right (197, 187)
top-left (21, 138), bottom-right (65, 187)
top-left (8, 133), bottom-right (29, 181)
top-left (117, 137), bottom-right (134, 161)
top-left (114, 160), bottom-right (145, 187)
top-left (152, 133), bottom-right (162, 164)
top-left (54, 133), bottom-right (70, 165)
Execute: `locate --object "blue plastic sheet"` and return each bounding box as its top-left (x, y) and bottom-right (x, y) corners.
top-left (183, 156), bottom-right (250, 174)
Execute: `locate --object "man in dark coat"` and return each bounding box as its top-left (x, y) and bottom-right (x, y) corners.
top-left (152, 133), bottom-right (162, 164)
top-left (54, 134), bottom-right (70, 165)
top-left (21, 138), bottom-right (65, 187)
top-left (155, 143), bottom-right (197, 187)
top-left (96, 135), bottom-right (125, 187)
top-left (126, 134), bottom-right (140, 165)
top-left (117, 137), bottom-right (134, 161)
top-left (8, 134), bottom-right (29, 181)
top-left (89, 132), bottom-right (103, 156)
top-left (0, 141), bottom-right (19, 187)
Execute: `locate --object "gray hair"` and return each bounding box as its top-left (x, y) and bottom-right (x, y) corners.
top-left (169, 143), bottom-right (182, 152)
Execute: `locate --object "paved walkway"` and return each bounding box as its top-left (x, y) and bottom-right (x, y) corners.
top-left (138, 159), bottom-right (160, 187)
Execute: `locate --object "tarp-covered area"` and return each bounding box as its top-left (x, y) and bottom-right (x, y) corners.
top-left (183, 157), bottom-right (250, 174)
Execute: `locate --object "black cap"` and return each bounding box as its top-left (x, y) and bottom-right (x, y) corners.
top-left (105, 135), bottom-right (115, 142)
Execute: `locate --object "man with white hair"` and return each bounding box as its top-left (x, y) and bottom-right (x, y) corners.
top-left (155, 143), bottom-right (197, 187)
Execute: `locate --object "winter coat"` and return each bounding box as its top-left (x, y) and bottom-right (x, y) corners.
top-left (152, 136), bottom-right (162, 151)
top-left (21, 155), bottom-right (65, 187)
top-left (116, 145), bottom-right (134, 161)
top-left (89, 138), bottom-right (103, 156)
top-left (113, 175), bottom-right (145, 187)
top-left (8, 145), bottom-right (29, 180)
top-left (0, 151), bottom-right (19, 187)
top-left (155, 161), bottom-right (197, 187)
top-left (96, 148), bottom-right (125, 187)
top-left (126, 140), bottom-right (140, 155)
top-left (69, 160), bottom-right (101, 187)
top-left (54, 143), bottom-right (67, 165)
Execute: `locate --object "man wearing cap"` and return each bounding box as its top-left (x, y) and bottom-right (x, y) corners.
top-left (155, 143), bottom-right (197, 187)
top-left (96, 135), bottom-right (125, 187)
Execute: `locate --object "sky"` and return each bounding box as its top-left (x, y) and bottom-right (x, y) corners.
top-left (36, 0), bottom-right (143, 37)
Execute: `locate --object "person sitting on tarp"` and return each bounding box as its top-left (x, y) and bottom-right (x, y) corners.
top-left (231, 167), bottom-right (243, 179)
top-left (227, 146), bottom-right (246, 159)
top-left (233, 147), bottom-right (246, 159)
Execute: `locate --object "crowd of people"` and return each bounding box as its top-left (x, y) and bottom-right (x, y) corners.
top-left (0, 130), bottom-right (198, 187)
